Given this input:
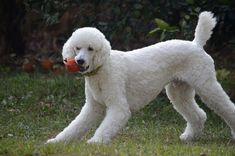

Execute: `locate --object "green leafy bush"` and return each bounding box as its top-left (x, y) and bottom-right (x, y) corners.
top-left (149, 18), bottom-right (179, 41)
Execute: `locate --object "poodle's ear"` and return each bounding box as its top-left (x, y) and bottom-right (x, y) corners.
top-left (62, 39), bottom-right (75, 59)
top-left (100, 38), bottom-right (111, 55)
top-left (93, 37), bottom-right (111, 68)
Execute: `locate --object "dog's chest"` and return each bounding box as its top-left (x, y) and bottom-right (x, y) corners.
top-left (86, 78), bottom-right (105, 104)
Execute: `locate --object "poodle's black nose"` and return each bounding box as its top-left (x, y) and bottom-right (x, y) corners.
top-left (76, 59), bottom-right (85, 65)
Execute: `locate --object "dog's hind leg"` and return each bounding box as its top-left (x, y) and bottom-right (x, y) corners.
top-left (195, 79), bottom-right (235, 140)
top-left (166, 81), bottom-right (207, 142)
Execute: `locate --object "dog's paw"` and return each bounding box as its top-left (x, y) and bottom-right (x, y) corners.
top-left (180, 126), bottom-right (202, 143)
top-left (180, 133), bottom-right (195, 143)
top-left (87, 137), bottom-right (110, 144)
top-left (46, 138), bottom-right (58, 144)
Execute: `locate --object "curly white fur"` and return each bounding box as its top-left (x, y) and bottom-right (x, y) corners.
top-left (193, 11), bottom-right (217, 47)
top-left (47, 11), bottom-right (235, 144)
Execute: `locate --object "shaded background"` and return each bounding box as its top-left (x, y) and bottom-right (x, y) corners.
top-left (0, 0), bottom-right (234, 69)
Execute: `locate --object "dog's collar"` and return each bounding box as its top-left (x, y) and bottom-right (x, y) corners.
top-left (82, 65), bottom-right (102, 77)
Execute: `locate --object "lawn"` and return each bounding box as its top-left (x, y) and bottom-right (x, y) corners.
top-left (0, 70), bottom-right (235, 156)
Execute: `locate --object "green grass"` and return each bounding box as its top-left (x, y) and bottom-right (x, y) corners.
top-left (0, 71), bottom-right (235, 156)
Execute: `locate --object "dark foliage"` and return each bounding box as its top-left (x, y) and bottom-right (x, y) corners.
top-left (0, 0), bottom-right (234, 68)
top-left (0, 0), bottom-right (26, 63)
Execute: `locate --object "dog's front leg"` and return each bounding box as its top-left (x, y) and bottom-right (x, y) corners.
top-left (87, 104), bottom-right (131, 144)
top-left (47, 102), bottom-right (104, 144)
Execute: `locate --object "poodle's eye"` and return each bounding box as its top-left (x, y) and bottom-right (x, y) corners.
top-left (75, 47), bottom-right (81, 51)
top-left (88, 47), bottom-right (94, 51)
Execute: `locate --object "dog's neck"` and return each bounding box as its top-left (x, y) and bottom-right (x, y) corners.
top-left (82, 65), bottom-right (103, 77)
top-left (83, 54), bottom-right (110, 77)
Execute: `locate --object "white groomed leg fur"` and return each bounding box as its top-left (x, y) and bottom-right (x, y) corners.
top-left (195, 79), bottom-right (235, 140)
top-left (87, 105), bottom-right (131, 144)
top-left (166, 81), bottom-right (207, 142)
top-left (47, 102), bottom-right (104, 143)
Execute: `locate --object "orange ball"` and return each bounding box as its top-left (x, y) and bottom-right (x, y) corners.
top-left (64, 58), bottom-right (80, 73)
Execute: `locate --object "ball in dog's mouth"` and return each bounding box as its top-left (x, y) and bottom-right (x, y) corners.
top-left (64, 58), bottom-right (90, 73)
top-left (64, 58), bottom-right (80, 73)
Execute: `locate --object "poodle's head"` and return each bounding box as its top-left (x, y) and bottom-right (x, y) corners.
top-left (62, 27), bottom-right (111, 74)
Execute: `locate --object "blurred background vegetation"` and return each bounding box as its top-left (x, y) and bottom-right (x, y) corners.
top-left (0, 0), bottom-right (234, 65)
top-left (0, 0), bottom-right (234, 90)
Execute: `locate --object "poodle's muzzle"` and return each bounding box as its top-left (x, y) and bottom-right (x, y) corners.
top-left (75, 59), bottom-right (89, 72)
top-left (74, 48), bottom-right (91, 73)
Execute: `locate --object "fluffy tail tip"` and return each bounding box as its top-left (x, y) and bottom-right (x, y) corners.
top-left (193, 11), bottom-right (217, 47)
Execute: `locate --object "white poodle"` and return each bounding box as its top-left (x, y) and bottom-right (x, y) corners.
top-left (47, 11), bottom-right (235, 144)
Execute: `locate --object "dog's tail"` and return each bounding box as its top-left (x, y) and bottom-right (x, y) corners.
top-left (193, 11), bottom-right (217, 47)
